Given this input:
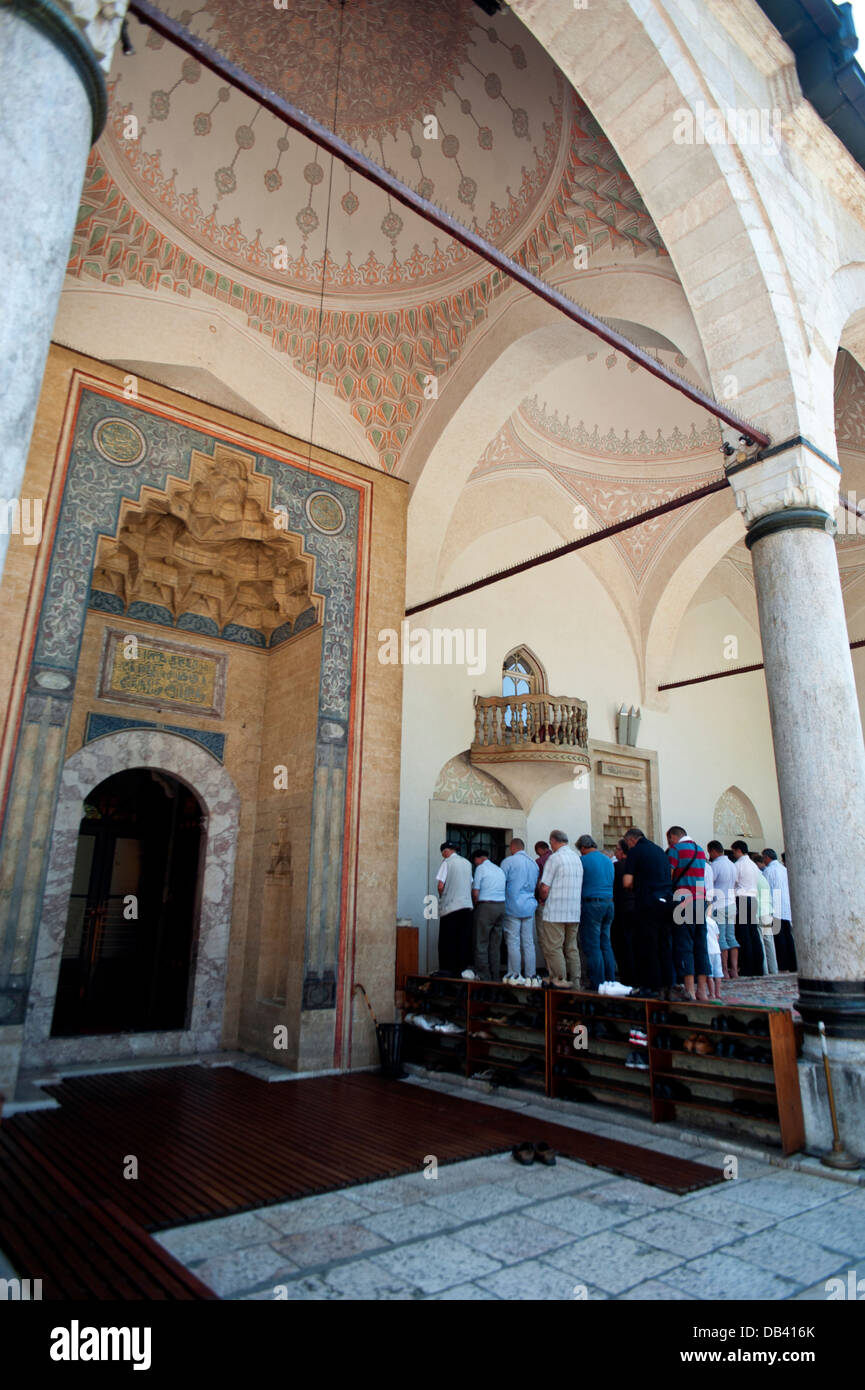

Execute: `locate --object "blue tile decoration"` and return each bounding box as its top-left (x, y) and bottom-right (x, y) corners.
top-left (220, 623), bottom-right (267, 648)
top-left (84, 713), bottom-right (226, 762)
top-left (176, 613), bottom-right (220, 638)
top-left (127, 601), bottom-right (174, 628)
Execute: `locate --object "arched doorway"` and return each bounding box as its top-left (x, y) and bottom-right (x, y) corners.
top-left (51, 768), bottom-right (204, 1037)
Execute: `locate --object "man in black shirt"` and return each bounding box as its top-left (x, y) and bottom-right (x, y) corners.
top-left (612, 839), bottom-right (636, 985)
top-left (622, 827), bottom-right (674, 998)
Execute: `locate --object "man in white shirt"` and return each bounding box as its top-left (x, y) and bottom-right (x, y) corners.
top-left (707, 840), bottom-right (737, 978)
top-left (435, 840), bottom-right (474, 975)
top-left (761, 848), bottom-right (797, 971)
top-left (731, 840), bottom-right (765, 977)
top-left (537, 829), bottom-right (583, 987)
top-left (471, 848), bottom-right (506, 981)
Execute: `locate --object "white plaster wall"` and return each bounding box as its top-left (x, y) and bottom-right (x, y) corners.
top-left (398, 556), bottom-right (785, 940)
top-left (645, 595), bottom-right (783, 851)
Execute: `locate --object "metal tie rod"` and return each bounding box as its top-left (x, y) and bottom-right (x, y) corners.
top-left (127, 0), bottom-right (769, 448)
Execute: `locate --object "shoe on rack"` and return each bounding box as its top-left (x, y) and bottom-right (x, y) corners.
top-left (746, 1018), bottom-right (770, 1037)
top-left (711, 1015), bottom-right (730, 1032)
top-left (629, 1028), bottom-right (648, 1047)
top-left (461, 969), bottom-right (477, 980)
top-left (651, 1009), bottom-right (670, 1025)
top-left (683, 1033), bottom-right (697, 1052)
top-left (632, 1053), bottom-right (649, 1070)
top-left (625, 1050), bottom-right (639, 1068)
top-left (438, 1021), bottom-right (464, 1034)
top-left (693, 1035), bottom-right (713, 1056)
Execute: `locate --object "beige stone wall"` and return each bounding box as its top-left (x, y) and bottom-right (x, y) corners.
top-left (0, 346), bottom-right (407, 1091)
top-left (237, 625), bottom-right (322, 1063)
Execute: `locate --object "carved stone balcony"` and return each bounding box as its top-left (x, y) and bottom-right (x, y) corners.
top-left (470, 694), bottom-right (589, 769)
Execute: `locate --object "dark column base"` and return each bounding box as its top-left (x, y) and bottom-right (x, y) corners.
top-left (798, 978), bottom-right (865, 1039)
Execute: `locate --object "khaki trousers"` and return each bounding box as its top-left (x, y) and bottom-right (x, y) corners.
top-left (539, 919), bottom-right (580, 985)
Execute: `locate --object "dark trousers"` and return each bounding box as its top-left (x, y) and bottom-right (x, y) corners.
top-left (774, 919), bottom-right (797, 972)
top-left (736, 896), bottom-right (765, 976)
top-left (438, 908), bottom-right (473, 975)
top-left (673, 919), bottom-right (710, 978)
top-left (611, 905), bottom-right (637, 984)
top-left (635, 897), bottom-right (674, 992)
top-left (473, 900), bottom-right (505, 981)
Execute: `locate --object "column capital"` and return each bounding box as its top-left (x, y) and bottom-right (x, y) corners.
top-left (4, 0), bottom-right (129, 140)
top-left (54, 0), bottom-right (127, 72)
top-left (727, 436), bottom-right (840, 541)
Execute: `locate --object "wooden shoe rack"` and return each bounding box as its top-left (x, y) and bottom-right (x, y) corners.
top-left (403, 976), bottom-right (805, 1155)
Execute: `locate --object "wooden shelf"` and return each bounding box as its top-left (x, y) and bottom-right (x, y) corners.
top-left (652, 1066), bottom-right (776, 1098)
top-left (402, 978), bottom-right (804, 1153)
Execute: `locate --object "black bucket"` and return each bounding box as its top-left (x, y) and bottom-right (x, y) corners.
top-left (376, 1022), bottom-right (405, 1079)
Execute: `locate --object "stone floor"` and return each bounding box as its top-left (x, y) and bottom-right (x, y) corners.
top-left (152, 1074), bottom-right (863, 1301)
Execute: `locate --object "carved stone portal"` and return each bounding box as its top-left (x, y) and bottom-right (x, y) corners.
top-left (93, 444), bottom-right (321, 639)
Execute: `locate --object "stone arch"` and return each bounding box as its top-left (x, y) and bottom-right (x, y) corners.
top-left (642, 506), bottom-right (747, 704)
top-left (512, 0), bottom-right (813, 446)
top-left (713, 785), bottom-right (764, 844)
top-left (22, 729), bottom-right (241, 1070)
top-left (406, 266), bottom-right (706, 602)
top-left (55, 286), bottom-right (378, 468)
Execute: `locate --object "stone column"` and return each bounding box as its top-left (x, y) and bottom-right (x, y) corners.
top-left (731, 440), bottom-right (865, 1154)
top-left (0, 0), bottom-right (127, 582)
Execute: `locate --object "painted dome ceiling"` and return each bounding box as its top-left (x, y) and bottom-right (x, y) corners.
top-left (103, 0), bottom-right (663, 297)
top-left (70, 0), bottom-right (668, 471)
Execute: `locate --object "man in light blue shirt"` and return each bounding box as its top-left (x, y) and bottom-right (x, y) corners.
top-left (500, 838), bottom-right (539, 981)
top-left (471, 848), bottom-right (506, 981)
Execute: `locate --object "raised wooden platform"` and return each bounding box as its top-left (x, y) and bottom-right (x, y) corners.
top-left (0, 1065), bottom-right (722, 1300)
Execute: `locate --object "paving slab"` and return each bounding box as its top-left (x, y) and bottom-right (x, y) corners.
top-left (718, 1229), bottom-right (851, 1285)
top-left (661, 1251), bottom-right (799, 1301)
top-left (542, 1228), bottom-right (683, 1294)
top-left (477, 1257), bottom-right (609, 1301)
top-left (189, 1244), bottom-right (300, 1298)
top-left (451, 1211), bottom-right (576, 1264)
top-left (370, 1233), bottom-right (502, 1294)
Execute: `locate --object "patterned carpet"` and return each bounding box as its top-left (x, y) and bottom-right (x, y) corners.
top-left (719, 971), bottom-right (799, 1016)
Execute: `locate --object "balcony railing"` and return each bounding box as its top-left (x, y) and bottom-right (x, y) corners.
top-left (470, 694), bottom-right (588, 764)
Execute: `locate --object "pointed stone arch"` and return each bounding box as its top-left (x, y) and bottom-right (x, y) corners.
top-left (22, 729), bottom-right (240, 1071)
top-left (713, 785), bottom-right (763, 844)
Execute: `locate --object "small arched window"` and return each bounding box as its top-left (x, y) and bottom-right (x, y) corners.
top-left (502, 647), bottom-right (544, 699)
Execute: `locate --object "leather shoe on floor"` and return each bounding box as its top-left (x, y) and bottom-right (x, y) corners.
top-left (533, 1142), bottom-right (556, 1166)
top-left (512, 1142), bottom-right (535, 1166)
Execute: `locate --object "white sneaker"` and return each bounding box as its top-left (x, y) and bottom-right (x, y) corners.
top-left (438, 1021), bottom-right (464, 1034)
top-left (502, 973), bottom-right (514, 984)
top-left (461, 969), bottom-right (477, 979)
top-left (530, 976), bottom-right (542, 988)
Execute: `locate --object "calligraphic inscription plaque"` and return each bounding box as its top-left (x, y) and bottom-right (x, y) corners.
top-left (597, 760), bottom-right (642, 780)
top-left (97, 629), bottom-right (227, 718)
